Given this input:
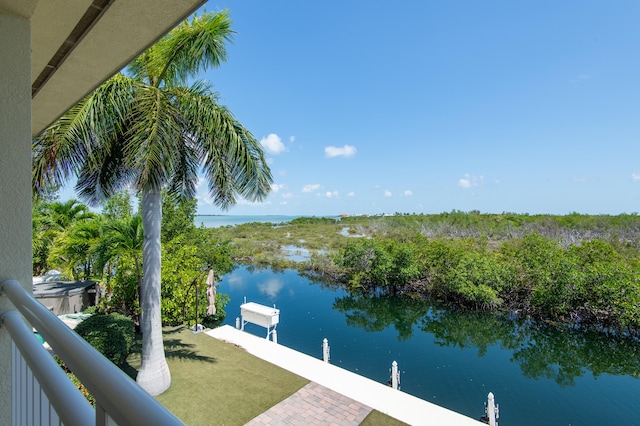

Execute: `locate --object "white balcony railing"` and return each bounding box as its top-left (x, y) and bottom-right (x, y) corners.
top-left (0, 279), bottom-right (184, 426)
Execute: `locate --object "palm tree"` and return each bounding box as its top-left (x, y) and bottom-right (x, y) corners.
top-left (98, 215), bottom-right (145, 318)
top-left (32, 10), bottom-right (272, 395)
top-left (48, 218), bottom-right (103, 280)
top-left (32, 199), bottom-right (94, 276)
top-left (32, 201), bottom-right (59, 275)
top-left (49, 199), bottom-right (93, 230)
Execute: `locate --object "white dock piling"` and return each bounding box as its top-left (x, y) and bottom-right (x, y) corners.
top-left (486, 392), bottom-right (499, 426)
top-left (236, 317), bottom-right (240, 329)
top-left (391, 360), bottom-right (399, 390)
top-left (322, 338), bottom-right (330, 363)
top-left (272, 329), bottom-right (277, 344)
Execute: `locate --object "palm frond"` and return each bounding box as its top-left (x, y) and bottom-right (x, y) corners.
top-left (165, 130), bottom-right (200, 201)
top-left (75, 131), bottom-right (135, 204)
top-left (166, 85), bottom-right (215, 200)
top-left (33, 103), bottom-right (92, 196)
top-left (130, 10), bottom-right (234, 87)
top-left (125, 85), bottom-right (183, 193)
top-left (174, 89), bottom-right (272, 210)
top-left (33, 74), bottom-right (138, 204)
top-left (103, 215), bottom-right (144, 254)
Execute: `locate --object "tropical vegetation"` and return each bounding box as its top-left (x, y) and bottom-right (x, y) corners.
top-left (33, 194), bottom-right (236, 407)
top-left (205, 212), bottom-right (640, 336)
top-left (33, 195), bottom-right (234, 324)
top-left (32, 10), bottom-right (272, 395)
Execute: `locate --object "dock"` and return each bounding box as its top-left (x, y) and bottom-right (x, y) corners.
top-left (206, 325), bottom-right (484, 426)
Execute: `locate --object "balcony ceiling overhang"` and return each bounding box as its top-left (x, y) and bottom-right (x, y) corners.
top-left (0, 0), bottom-right (206, 136)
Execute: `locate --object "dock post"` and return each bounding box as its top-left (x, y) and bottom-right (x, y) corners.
top-left (322, 338), bottom-right (330, 363)
top-left (391, 361), bottom-right (399, 390)
top-left (487, 392), bottom-right (499, 426)
top-left (236, 317), bottom-right (240, 329)
top-left (272, 329), bottom-right (277, 344)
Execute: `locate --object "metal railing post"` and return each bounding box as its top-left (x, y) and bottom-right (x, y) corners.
top-left (1, 310), bottom-right (95, 426)
top-left (1, 279), bottom-right (184, 426)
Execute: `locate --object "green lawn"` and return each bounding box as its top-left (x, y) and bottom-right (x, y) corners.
top-left (126, 326), bottom-right (406, 425)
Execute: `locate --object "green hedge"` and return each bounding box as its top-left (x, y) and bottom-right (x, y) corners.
top-left (74, 313), bottom-right (135, 366)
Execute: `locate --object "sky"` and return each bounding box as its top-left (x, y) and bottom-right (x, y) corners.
top-left (62, 1), bottom-right (640, 216)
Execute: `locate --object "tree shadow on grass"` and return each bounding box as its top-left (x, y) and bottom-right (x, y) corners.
top-left (163, 338), bottom-right (216, 363)
top-left (162, 326), bottom-right (186, 336)
top-left (162, 325), bottom-right (216, 363)
top-left (122, 333), bottom-right (144, 380)
top-left (123, 327), bottom-right (216, 380)
top-left (121, 360), bottom-right (139, 380)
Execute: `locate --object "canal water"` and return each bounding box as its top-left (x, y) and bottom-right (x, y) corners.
top-left (217, 265), bottom-right (640, 425)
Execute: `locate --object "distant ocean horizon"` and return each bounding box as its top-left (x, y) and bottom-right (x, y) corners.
top-left (194, 214), bottom-right (338, 228)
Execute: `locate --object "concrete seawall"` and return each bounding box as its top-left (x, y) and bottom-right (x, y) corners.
top-left (206, 325), bottom-right (484, 426)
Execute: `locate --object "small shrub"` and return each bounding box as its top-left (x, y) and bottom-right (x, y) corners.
top-left (81, 305), bottom-right (99, 315)
top-left (74, 313), bottom-right (134, 366)
top-left (55, 356), bottom-right (95, 406)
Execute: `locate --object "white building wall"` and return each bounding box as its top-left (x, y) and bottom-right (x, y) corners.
top-left (0, 11), bottom-right (33, 426)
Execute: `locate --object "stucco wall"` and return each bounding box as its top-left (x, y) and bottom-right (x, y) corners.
top-left (0, 12), bottom-right (33, 425)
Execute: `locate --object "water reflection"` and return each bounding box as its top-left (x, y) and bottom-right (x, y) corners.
top-left (257, 277), bottom-right (285, 298)
top-left (510, 322), bottom-right (640, 386)
top-left (333, 292), bottom-right (640, 386)
top-left (420, 306), bottom-right (524, 357)
top-left (281, 245), bottom-right (311, 262)
top-left (333, 294), bottom-right (428, 341)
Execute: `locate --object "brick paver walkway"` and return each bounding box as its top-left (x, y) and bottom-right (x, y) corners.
top-left (245, 382), bottom-right (373, 425)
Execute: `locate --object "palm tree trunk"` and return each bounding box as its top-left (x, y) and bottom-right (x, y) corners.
top-left (134, 255), bottom-right (143, 327)
top-left (136, 189), bottom-right (171, 395)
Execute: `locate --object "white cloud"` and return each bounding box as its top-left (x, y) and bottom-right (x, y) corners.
top-left (281, 192), bottom-right (294, 199)
top-left (384, 190), bottom-right (392, 197)
top-left (260, 133), bottom-right (286, 154)
top-left (632, 172), bottom-right (640, 182)
top-left (403, 190), bottom-right (412, 196)
top-left (196, 176), bottom-right (206, 190)
top-left (325, 145), bottom-right (357, 158)
top-left (458, 173), bottom-right (484, 189)
top-left (325, 191), bottom-right (339, 198)
top-left (459, 178), bottom-right (472, 188)
top-left (347, 192), bottom-right (355, 197)
top-left (302, 184), bottom-right (321, 193)
top-left (270, 183), bottom-right (286, 193)
top-left (289, 136), bottom-right (296, 143)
